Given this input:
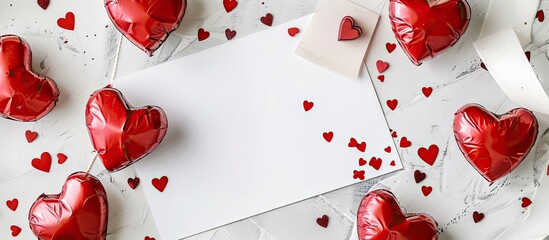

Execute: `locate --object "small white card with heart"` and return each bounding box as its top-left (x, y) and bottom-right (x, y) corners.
top-left (115, 15), bottom-right (401, 239)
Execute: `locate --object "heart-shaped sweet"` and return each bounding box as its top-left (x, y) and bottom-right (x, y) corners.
top-left (104, 0), bottom-right (187, 56)
top-left (338, 16), bottom-right (362, 41)
top-left (453, 104), bottom-right (538, 182)
top-left (0, 35), bottom-right (59, 122)
top-left (389, 0), bottom-right (471, 65)
top-left (357, 189), bottom-right (437, 240)
top-left (29, 172), bottom-right (108, 240)
top-left (86, 87), bottom-right (168, 172)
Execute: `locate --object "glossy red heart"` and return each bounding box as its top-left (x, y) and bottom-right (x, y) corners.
top-left (359, 158), bottom-right (367, 166)
top-left (86, 87), bottom-right (168, 172)
top-left (198, 28), bottom-right (210, 41)
top-left (32, 152), bottom-right (52, 173)
top-left (386, 99), bottom-right (398, 110)
top-left (357, 189), bottom-right (437, 240)
top-left (414, 170), bottom-right (426, 183)
top-left (376, 60), bottom-right (389, 73)
top-left (223, 0), bottom-right (238, 13)
top-left (369, 157), bottom-right (382, 170)
top-left (0, 35), bottom-right (59, 122)
top-left (389, 0), bottom-right (471, 65)
top-left (225, 29), bottom-right (237, 40)
top-left (25, 130), bottom-right (38, 143)
top-left (472, 211), bottom-right (484, 223)
top-left (152, 176), bottom-right (168, 192)
top-left (386, 42), bottom-right (397, 53)
top-left (322, 131), bottom-right (333, 142)
top-left (260, 13), bottom-right (273, 26)
top-left (453, 104), bottom-right (538, 182)
top-left (421, 186), bottom-right (432, 196)
top-left (316, 215), bottom-right (329, 228)
top-left (357, 142), bottom-right (366, 152)
top-left (104, 0), bottom-right (187, 56)
top-left (303, 100), bottom-right (314, 111)
top-left (11, 225), bottom-right (21, 237)
top-left (521, 197), bottom-right (532, 208)
top-left (57, 153), bottom-right (68, 164)
top-left (57, 12), bottom-right (75, 30)
top-left (399, 136), bottom-right (411, 147)
top-left (418, 144), bottom-right (439, 166)
top-left (537, 10), bottom-right (545, 22)
top-left (288, 27), bottom-right (300, 37)
top-left (29, 172), bottom-right (108, 240)
top-left (128, 177), bottom-right (140, 189)
top-left (422, 87), bottom-right (433, 97)
top-left (6, 198), bottom-right (18, 211)
top-left (37, 0), bottom-right (50, 10)
top-left (338, 16), bottom-right (362, 41)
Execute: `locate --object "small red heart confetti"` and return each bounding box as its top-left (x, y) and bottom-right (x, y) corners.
top-left (303, 100), bottom-right (314, 111)
top-left (260, 13), bottom-right (274, 26)
top-left (322, 131), bottom-right (333, 142)
top-left (10, 225), bottom-right (21, 237)
top-left (386, 43), bottom-right (397, 53)
top-left (399, 137), bottom-right (411, 148)
top-left (57, 153), bottom-right (68, 164)
top-left (422, 87), bottom-right (433, 98)
top-left (473, 211), bottom-right (484, 223)
top-left (152, 176), bottom-right (168, 192)
top-left (369, 157), bottom-right (382, 170)
top-left (6, 198), bottom-right (18, 211)
top-left (421, 186), bottom-right (432, 196)
top-left (144, 237), bottom-right (156, 240)
top-left (353, 170), bottom-right (365, 180)
top-left (32, 152), bottom-right (52, 173)
top-left (225, 29), bottom-right (237, 40)
top-left (288, 27), bottom-right (300, 37)
top-left (198, 28), bottom-right (210, 41)
top-left (377, 75), bottom-right (385, 82)
top-left (316, 215), bottom-right (329, 228)
top-left (223, 0), bottom-right (238, 13)
top-left (356, 142), bottom-right (366, 152)
top-left (128, 177), bottom-right (140, 189)
top-left (25, 130), bottom-right (38, 143)
top-left (390, 160), bottom-right (396, 166)
top-left (57, 12), bottom-right (75, 31)
top-left (391, 131), bottom-right (398, 138)
top-left (418, 144), bottom-right (439, 166)
top-left (348, 138), bottom-right (358, 147)
top-left (386, 99), bottom-right (398, 111)
top-left (376, 60), bottom-right (389, 73)
top-left (37, 0), bottom-right (50, 10)
top-left (338, 16), bottom-right (362, 41)
top-left (358, 158), bottom-right (367, 166)
top-left (384, 146), bottom-right (391, 153)
top-left (521, 197), bottom-right (532, 208)
top-left (537, 10), bottom-right (545, 22)
top-left (414, 170), bottom-right (426, 183)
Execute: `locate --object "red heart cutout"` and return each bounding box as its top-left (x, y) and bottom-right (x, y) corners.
top-left (105, 0), bottom-right (187, 56)
top-left (260, 13), bottom-right (273, 26)
top-left (223, 0), bottom-right (238, 13)
top-left (128, 177), bottom-right (140, 189)
top-left (26, 130), bottom-right (38, 143)
top-left (29, 172), bottom-right (108, 239)
top-left (57, 12), bottom-right (75, 30)
top-left (0, 35), bottom-right (59, 122)
top-left (418, 144), bottom-right (438, 166)
top-left (198, 28), bottom-right (210, 41)
top-left (6, 198), bottom-right (18, 211)
top-left (338, 16), bottom-right (362, 41)
top-left (376, 60), bottom-right (389, 73)
top-left (391, 131), bottom-right (398, 138)
top-left (399, 136), bottom-right (411, 147)
top-left (145, 237), bottom-right (156, 240)
top-left (303, 100), bottom-right (314, 111)
top-left (11, 225), bottom-right (21, 237)
top-left (357, 189), bottom-right (437, 239)
top-left (322, 131), bottom-right (333, 142)
top-left (316, 215), bottom-right (329, 228)
top-left (384, 146), bottom-right (391, 153)
top-left (537, 10), bottom-right (545, 22)
top-left (86, 87), bottom-right (168, 172)
top-left (32, 152), bottom-right (52, 173)
top-left (472, 211), bottom-right (484, 223)
top-left (359, 158), bottom-right (367, 166)
top-left (386, 99), bottom-right (398, 110)
top-left (454, 104), bottom-right (538, 182)
top-left (57, 153), bottom-right (68, 164)
top-left (353, 170), bottom-right (365, 180)
top-left (377, 75), bottom-right (385, 82)
top-left (389, 0), bottom-right (471, 65)
top-left (152, 176), bottom-right (169, 192)
top-left (225, 29), bottom-right (237, 40)
top-left (356, 142), bottom-right (366, 152)
top-left (369, 157), bottom-right (382, 170)
top-left (348, 137), bottom-right (358, 147)
top-left (414, 170), bottom-right (426, 183)
top-left (521, 197), bottom-right (532, 208)
top-left (386, 42), bottom-right (397, 53)
top-left (37, 0), bottom-right (50, 10)
top-left (421, 185), bottom-right (432, 196)
top-left (288, 27), bottom-right (300, 37)
top-left (390, 160), bottom-right (396, 166)
top-left (422, 87), bottom-right (433, 97)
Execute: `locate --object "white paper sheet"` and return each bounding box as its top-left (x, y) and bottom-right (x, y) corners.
top-left (115, 16), bottom-right (401, 239)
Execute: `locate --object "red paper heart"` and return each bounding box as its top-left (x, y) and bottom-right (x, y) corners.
top-left (418, 144), bottom-right (438, 166)
top-left (399, 136), bottom-right (411, 147)
top-left (386, 99), bottom-right (398, 110)
top-left (128, 177), bottom-right (140, 189)
top-left (322, 131), bottom-right (333, 142)
top-left (356, 142), bottom-right (366, 152)
top-left (414, 170), bottom-right (426, 183)
top-left (454, 104), bottom-right (538, 182)
top-left (145, 237), bottom-right (156, 240)
top-left (376, 60), bottom-right (389, 73)
top-left (225, 29), bottom-right (237, 40)
top-left (303, 100), bottom-right (314, 111)
top-left (32, 152), bottom-right (52, 173)
top-left (316, 215), bottom-right (329, 228)
top-left (521, 197), bottom-right (532, 208)
top-left (26, 130), bottom-right (38, 143)
top-left (105, 0), bottom-right (187, 56)
top-left (86, 87), bottom-right (168, 172)
top-left (537, 10), bottom-right (545, 22)
top-left (384, 146), bottom-right (391, 153)
top-left (288, 27), bottom-right (300, 37)
top-left (472, 211), bottom-right (484, 223)
top-left (6, 198), bottom-right (18, 211)
top-left (11, 225), bottom-right (21, 237)
top-left (353, 170), bottom-right (365, 180)
top-left (389, 0), bottom-right (471, 65)
top-left (29, 172), bottom-right (108, 240)
top-left (57, 12), bottom-right (75, 30)
top-left (357, 189), bottom-right (437, 239)
top-left (338, 16), bottom-right (362, 41)
top-left (359, 158), bottom-right (367, 166)
top-left (390, 160), bottom-right (396, 166)
top-left (152, 176), bottom-right (169, 192)
top-left (422, 87), bottom-right (433, 97)
top-left (369, 157), bottom-right (382, 170)
top-left (392, 131), bottom-right (398, 138)
top-left (377, 75), bottom-right (385, 82)
top-left (223, 0), bottom-right (238, 13)
top-left (421, 186), bottom-right (432, 196)
top-left (198, 28), bottom-right (210, 41)
top-left (260, 13), bottom-right (273, 26)
top-left (57, 153), bottom-right (68, 164)
top-left (37, 0), bottom-right (49, 10)
top-left (0, 35), bottom-right (59, 121)
top-left (386, 42), bottom-right (397, 53)
top-left (348, 138), bottom-right (358, 147)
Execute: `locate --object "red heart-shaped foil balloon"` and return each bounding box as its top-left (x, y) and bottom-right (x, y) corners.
top-left (28, 172), bottom-right (108, 240)
top-left (357, 189), bottom-right (437, 240)
top-left (389, 0), bottom-right (471, 65)
top-left (86, 87), bottom-right (168, 172)
top-left (453, 104), bottom-right (538, 182)
top-left (104, 0), bottom-right (187, 56)
top-left (0, 35), bottom-right (59, 121)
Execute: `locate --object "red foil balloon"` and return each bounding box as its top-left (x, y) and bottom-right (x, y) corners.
top-left (453, 104), bottom-right (538, 182)
top-left (104, 0), bottom-right (187, 56)
top-left (86, 87), bottom-right (168, 172)
top-left (389, 0), bottom-right (471, 65)
top-left (0, 35), bottom-right (59, 121)
top-left (357, 189), bottom-right (438, 240)
top-left (28, 172), bottom-right (108, 240)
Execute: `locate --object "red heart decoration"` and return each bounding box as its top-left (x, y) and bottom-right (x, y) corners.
top-left (377, 75), bottom-right (385, 82)
top-left (389, 0), bottom-right (471, 65)
top-left (338, 16), bottom-right (362, 41)
top-left (537, 10), bottom-right (545, 22)
top-left (386, 42), bottom-right (397, 53)
top-left (356, 142), bottom-right (366, 152)
top-left (453, 104), bottom-right (538, 182)
top-left (357, 189), bottom-right (437, 240)
top-left (37, 0), bottom-right (49, 10)
top-left (303, 100), bottom-right (314, 111)
top-left (521, 197), bottom-right (532, 208)
top-left (11, 225), bottom-right (21, 237)
top-left (414, 170), bottom-right (426, 183)
top-left (57, 12), bottom-right (75, 30)
top-left (391, 131), bottom-right (398, 138)
top-left (422, 87), bottom-right (433, 97)
top-left (359, 158), bottom-right (367, 166)
top-left (260, 13), bottom-right (273, 26)
top-left (472, 211), bottom-right (484, 223)
top-left (384, 146), bottom-right (391, 153)
top-left (348, 137), bottom-right (358, 147)
top-left (29, 172), bottom-right (108, 240)
top-left (25, 130), bottom-right (38, 143)
top-left (418, 144), bottom-right (439, 166)
top-left (0, 35), bottom-right (59, 122)
top-left (353, 170), bottom-right (365, 180)
top-left (386, 99), bottom-right (398, 110)
top-left (152, 176), bottom-right (169, 192)
top-left (376, 60), bottom-right (389, 73)
top-left (223, 0), bottom-right (238, 13)
top-left (145, 237), bottom-right (156, 240)
top-left (225, 29), bottom-right (237, 40)
top-left (390, 160), bottom-right (396, 166)
top-left (316, 215), bottom-right (329, 228)
top-left (128, 177), bottom-right (140, 189)
top-left (57, 153), bottom-right (68, 164)
top-left (421, 185), bottom-right (432, 196)
top-left (32, 152), bottom-right (52, 173)
top-left (288, 27), bottom-right (300, 37)
top-left (104, 0), bottom-right (187, 56)
top-left (86, 87), bottom-right (168, 172)
top-left (369, 157), bottom-right (382, 170)
top-left (6, 198), bottom-right (18, 211)
top-left (399, 136), bottom-right (411, 147)
top-left (198, 28), bottom-right (210, 41)
top-left (322, 131), bottom-right (333, 142)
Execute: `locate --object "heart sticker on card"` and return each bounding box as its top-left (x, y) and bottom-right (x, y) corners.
top-left (338, 16), bottom-right (362, 41)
